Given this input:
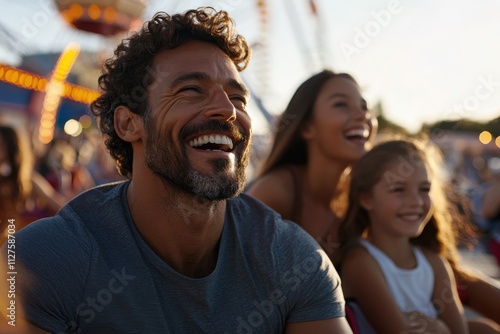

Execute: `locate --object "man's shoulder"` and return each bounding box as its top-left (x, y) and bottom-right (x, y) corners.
top-left (66, 180), bottom-right (128, 211)
top-left (12, 181), bottom-right (128, 255)
top-left (229, 192), bottom-right (281, 216)
top-left (228, 193), bottom-right (319, 246)
top-left (55, 180), bottom-right (128, 224)
top-left (228, 193), bottom-right (291, 230)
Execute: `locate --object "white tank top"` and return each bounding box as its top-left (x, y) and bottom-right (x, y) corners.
top-left (358, 239), bottom-right (438, 318)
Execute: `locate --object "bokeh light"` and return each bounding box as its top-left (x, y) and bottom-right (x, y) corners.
top-left (64, 119), bottom-right (83, 137)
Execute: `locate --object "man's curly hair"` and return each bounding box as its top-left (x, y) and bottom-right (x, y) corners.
top-left (90, 7), bottom-right (251, 178)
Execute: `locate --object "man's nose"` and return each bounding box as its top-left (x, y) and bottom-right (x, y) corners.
top-left (204, 87), bottom-right (237, 121)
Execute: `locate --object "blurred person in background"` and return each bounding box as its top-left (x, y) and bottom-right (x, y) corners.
top-left (36, 138), bottom-right (95, 199)
top-left (0, 124), bottom-right (66, 245)
top-left (480, 157), bottom-right (500, 268)
top-left (81, 128), bottom-right (125, 185)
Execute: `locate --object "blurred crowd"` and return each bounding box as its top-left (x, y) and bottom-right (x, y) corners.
top-left (0, 113), bottom-right (124, 244)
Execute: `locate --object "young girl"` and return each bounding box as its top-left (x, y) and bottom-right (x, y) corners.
top-left (339, 139), bottom-right (469, 334)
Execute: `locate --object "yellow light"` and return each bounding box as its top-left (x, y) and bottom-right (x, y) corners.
top-left (37, 43), bottom-right (80, 145)
top-left (496, 136), bottom-right (500, 148)
top-left (61, 9), bottom-right (73, 22)
top-left (479, 131), bottom-right (492, 144)
top-left (11, 71), bottom-right (19, 83)
top-left (40, 119), bottom-right (54, 129)
top-left (103, 6), bottom-right (117, 24)
top-left (37, 80), bottom-right (46, 91)
top-left (71, 88), bottom-right (80, 100)
top-left (88, 4), bottom-right (101, 20)
top-left (18, 73), bottom-right (26, 85)
top-left (25, 75), bottom-right (33, 87)
top-left (5, 70), bottom-right (13, 82)
top-left (45, 94), bottom-right (60, 106)
top-left (41, 113), bottom-right (55, 122)
top-left (64, 84), bottom-right (72, 96)
top-left (39, 133), bottom-right (54, 144)
top-left (39, 127), bottom-right (53, 137)
top-left (69, 4), bottom-right (84, 20)
top-left (0, 63), bottom-right (100, 104)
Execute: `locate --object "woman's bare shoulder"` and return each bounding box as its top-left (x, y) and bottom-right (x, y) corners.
top-left (246, 166), bottom-right (299, 219)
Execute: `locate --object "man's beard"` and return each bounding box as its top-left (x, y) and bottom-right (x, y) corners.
top-left (144, 116), bottom-right (250, 201)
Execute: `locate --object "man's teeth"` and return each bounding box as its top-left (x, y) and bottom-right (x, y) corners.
top-left (188, 134), bottom-right (234, 150)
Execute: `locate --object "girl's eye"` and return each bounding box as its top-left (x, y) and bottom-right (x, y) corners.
top-left (333, 102), bottom-right (348, 108)
top-left (390, 187), bottom-right (404, 193)
top-left (420, 187), bottom-right (431, 193)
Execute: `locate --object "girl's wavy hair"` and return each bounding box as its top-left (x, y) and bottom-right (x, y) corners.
top-left (339, 138), bottom-right (476, 275)
top-left (90, 7), bottom-right (251, 178)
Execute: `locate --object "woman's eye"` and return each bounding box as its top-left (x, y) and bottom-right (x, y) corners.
top-left (390, 187), bottom-right (404, 193)
top-left (333, 102), bottom-right (348, 108)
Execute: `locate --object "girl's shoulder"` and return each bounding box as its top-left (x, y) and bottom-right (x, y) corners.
top-left (342, 243), bottom-right (376, 269)
top-left (419, 248), bottom-right (452, 279)
top-left (419, 247), bottom-right (445, 264)
top-left (340, 243), bottom-right (388, 296)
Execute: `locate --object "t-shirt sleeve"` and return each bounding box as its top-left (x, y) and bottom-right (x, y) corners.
top-left (1, 214), bottom-right (93, 333)
top-left (277, 221), bottom-right (345, 323)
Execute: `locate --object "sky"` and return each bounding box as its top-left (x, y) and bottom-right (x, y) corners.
top-left (1, 0), bottom-right (500, 134)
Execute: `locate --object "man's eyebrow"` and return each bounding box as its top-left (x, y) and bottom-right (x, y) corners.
top-left (169, 72), bottom-right (210, 89)
top-left (168, 72), bottom-right (249, 97)
top-left (228, 78), bottom-right (250, 98)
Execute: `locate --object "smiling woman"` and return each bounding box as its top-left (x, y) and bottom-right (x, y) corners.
top-left (247, 70), bottom-right (376, 260)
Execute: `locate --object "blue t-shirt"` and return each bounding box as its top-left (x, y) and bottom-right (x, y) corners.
top-left (7, 181), bottom-right (344, 333)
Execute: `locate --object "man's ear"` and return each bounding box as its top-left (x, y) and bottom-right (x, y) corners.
top-left (114, 106), bottom-right (144, 142)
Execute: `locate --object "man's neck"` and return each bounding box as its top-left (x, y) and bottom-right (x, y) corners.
top-left (126, 178), bottom-right (226, 278)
